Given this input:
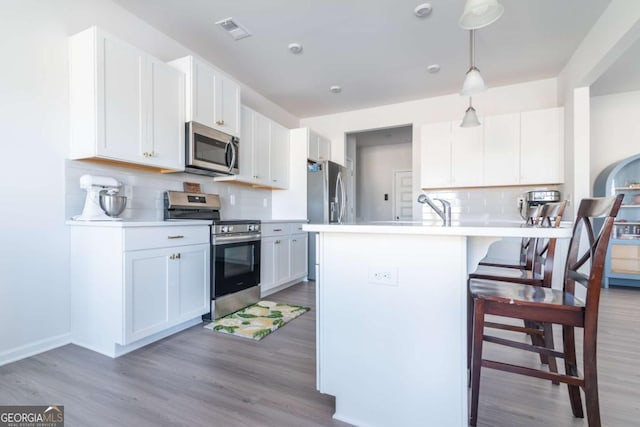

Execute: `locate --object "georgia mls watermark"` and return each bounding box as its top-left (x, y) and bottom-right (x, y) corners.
top-left (0, 406), bottom-right (64, 427)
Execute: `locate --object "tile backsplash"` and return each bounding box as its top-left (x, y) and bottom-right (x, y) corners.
top-left (420, 185), bottom-right (562, 222)
top-left (65, 160), bottom-right (272, 221)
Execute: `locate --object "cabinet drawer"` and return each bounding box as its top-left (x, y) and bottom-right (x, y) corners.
top-left (611, 244), bottom-right (640, 260)
top-left (124, 226), bottom-right (209, 251)
top-left (261, 223), bottom-right (291, 237)
top-left (611, 258), bottom-right (640, 274)
top-left (289, 223), bottom-right (307, 234)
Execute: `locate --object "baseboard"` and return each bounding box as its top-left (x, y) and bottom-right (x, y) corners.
top-left (260, 276), bottom-right (307, 297)
top-left (0, 333), bottom-right (72, 367)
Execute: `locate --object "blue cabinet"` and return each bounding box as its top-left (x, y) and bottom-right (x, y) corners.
top-left (594, 153), bottom-right (640, 288)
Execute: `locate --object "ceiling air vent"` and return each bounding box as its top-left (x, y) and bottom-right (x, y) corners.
top-left (215, 17), bottom-right (252, 41)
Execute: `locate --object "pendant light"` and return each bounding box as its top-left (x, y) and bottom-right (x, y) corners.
top-left (460, 97), bottom-right (480, 127)
top-left (459, 0), bottom-right (504, 30)
top-left (461, 30), bottom-right (486, 96)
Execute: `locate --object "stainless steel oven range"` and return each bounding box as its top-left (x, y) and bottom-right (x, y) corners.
top-left (164, 191), bottom-right (261, 319)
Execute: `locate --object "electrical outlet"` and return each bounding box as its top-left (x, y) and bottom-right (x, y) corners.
top-left (263, 198), bottom-right (268, 208)
top-left (229, 194), bottom-right (236, 205)
top-left (368, 267), bottom-right (398, 286)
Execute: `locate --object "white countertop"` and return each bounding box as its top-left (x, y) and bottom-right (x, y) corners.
top-left (66, 220), bottom-right (209, 227)
top-left (303, 220), bottom-right (573, 238)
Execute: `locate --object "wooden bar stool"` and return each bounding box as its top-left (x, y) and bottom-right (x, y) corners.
top-left (467, 202), bottom-right (566, 372)
top-left (469, 195), bottom-right (623, 427)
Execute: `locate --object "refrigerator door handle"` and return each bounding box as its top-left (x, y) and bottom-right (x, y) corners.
top-left (336, 171), bottom-right (345, 223)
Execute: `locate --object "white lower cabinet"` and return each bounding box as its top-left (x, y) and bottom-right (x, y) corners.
top-left (260, 222), bottom-right (308, 296)
top-left (70, 224), bottom-right (210, 358)
top-left (290, 233), bottom-right (308, 278)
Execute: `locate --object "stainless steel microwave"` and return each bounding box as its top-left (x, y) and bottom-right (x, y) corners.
top-left (185, 121), bottom-right (239, 176)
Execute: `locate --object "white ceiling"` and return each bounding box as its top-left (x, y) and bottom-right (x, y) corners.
top-left (114, 0), bottom-right (611, 118)
top-left (591, 35), bottom-right (640, 97)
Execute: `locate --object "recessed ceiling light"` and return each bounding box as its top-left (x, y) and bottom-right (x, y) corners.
top-left (426, 64), bottom-right (441, 73)
top-left (414, 3), bottom-right (433, 18)
top-left (288, 43), bottom-right (303, 54)
top-left (330, 85), bottom-right (342, 94)
top-left (215, 17), bottom-right (252, 41)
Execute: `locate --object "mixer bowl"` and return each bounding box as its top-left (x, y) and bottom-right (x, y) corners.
top-left (99, 191), bottom-right (127, 217)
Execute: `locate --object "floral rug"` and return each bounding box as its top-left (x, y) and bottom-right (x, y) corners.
top-left (204, 301), bottom-right (310, 340)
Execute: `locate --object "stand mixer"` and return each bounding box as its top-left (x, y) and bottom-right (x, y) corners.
top-left (74, 174), bottom-right (126, 221)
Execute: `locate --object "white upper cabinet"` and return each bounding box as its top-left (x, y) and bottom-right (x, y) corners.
top-left (420, 107), bottom-right (564, 189)
top-left (254, 112), bottom-right (272, 184)
top-left (451, 124), bottom-right (483, 188)
top-left (169, 56), bottom-right (241, 137)
top-left (69, 27), bottom-right (185, 171)
top-left (146, 58), bottom-right (186, 169)
top-left (270, 121), bottom-right (290, 188)
top-left (217, 105), bottom-right (289, 189)
top-left (308, 130), bottom-right (331, 162)
top-left (421, 121), bottom-right (452, 188)
top-left (520, 107), bottom-right (564, 185)
top-left (483, 113), bottom-right (520, 186)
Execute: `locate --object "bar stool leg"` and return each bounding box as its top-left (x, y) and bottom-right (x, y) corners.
top-left (469, 299), bottom-right (485, 427)
top-left (563, 325), bottom-right (584, 418)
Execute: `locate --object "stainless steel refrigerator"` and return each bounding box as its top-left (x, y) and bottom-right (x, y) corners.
top-left (307, 160), bottom-right (346, 280)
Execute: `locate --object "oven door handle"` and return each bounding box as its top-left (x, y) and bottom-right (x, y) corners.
top-left (213, 233), bottom-right (261, 245)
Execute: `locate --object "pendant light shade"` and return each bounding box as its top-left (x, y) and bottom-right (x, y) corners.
top-left (461, 67), bottom-right (486, 96)
top-left (460, 98), bottom-right (480, 127)
top-left (459, 0), bottom-right (504, 30)
top-left (460, 30), bottom-right (486, 96)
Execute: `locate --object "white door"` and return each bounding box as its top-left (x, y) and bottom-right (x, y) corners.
top-left (393, 170), bottom-right (413, 221)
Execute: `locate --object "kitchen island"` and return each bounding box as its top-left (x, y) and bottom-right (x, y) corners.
top-left (302, 221), bottom-right (572, 427)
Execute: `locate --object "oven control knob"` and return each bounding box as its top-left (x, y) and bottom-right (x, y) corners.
top-left (228, 225), bottom-right (234, 232)
top-left (220, 226), bottom-right (228, 233)
top-left (248, 225), bottom-right (254, 231)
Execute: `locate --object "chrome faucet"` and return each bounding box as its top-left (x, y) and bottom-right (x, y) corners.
top-left (417, 194), bottom-right (451, 226)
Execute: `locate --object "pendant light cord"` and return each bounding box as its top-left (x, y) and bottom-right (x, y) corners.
top-left (469, 30), bottom-right (475, 70)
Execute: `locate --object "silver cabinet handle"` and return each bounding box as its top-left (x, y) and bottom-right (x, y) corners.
top-left (275, 240), bottom-right (281, 244)
top-left (273, 228), bottom-right (283, 232)
top-left (176, 253), bottom-right (181, 259)
top-left (168, 235), bottom-right (184, 239)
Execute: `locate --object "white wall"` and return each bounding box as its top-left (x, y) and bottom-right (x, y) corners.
top-left (590, 90), bottom-right (640, 188)
top-left (356, 143), bottom-right (412, 221)
top-left (0, 0), bottom-right (293, 365)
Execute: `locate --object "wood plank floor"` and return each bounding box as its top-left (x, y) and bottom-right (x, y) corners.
top-left (1, 282), bottom-right (639, 426)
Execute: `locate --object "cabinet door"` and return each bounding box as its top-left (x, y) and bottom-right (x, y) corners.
top-left (101, 36), bottom-right (145, 161)
top-left (318, 135), bottom-right (331, 162)
top-left (124, 248), bottom-right (171, 344)
top-left (291, 233), bottom-right (308, 278)
top-left (520, 107), bottom-right (564, 184)
top-left (308, 130), bottom-right (320, 161)
top-left (483, 113), bottom-right (520, 186)
top-left (239, 106), bottom-right (256, 178)
top-left (192, 59), bottom-right (216, 129)
top-left (253, 113), bottom-right (271, 184)
top-left (260, 237), bottom-right (277, 292)
top-left (270, 122), bottom-right (290, 188)
top-left (275, 237), bottom-right (291, 284)
top-left (451, 124), bottom-right (483, 187)
top-left (420, 122), bottom-right (452, 188)
top-left (175, 244), bottom-right (210, 322)
top-left (146, 58), bottom-right (185, 170)
top-left (214, 74), bottom-right (240, 137)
